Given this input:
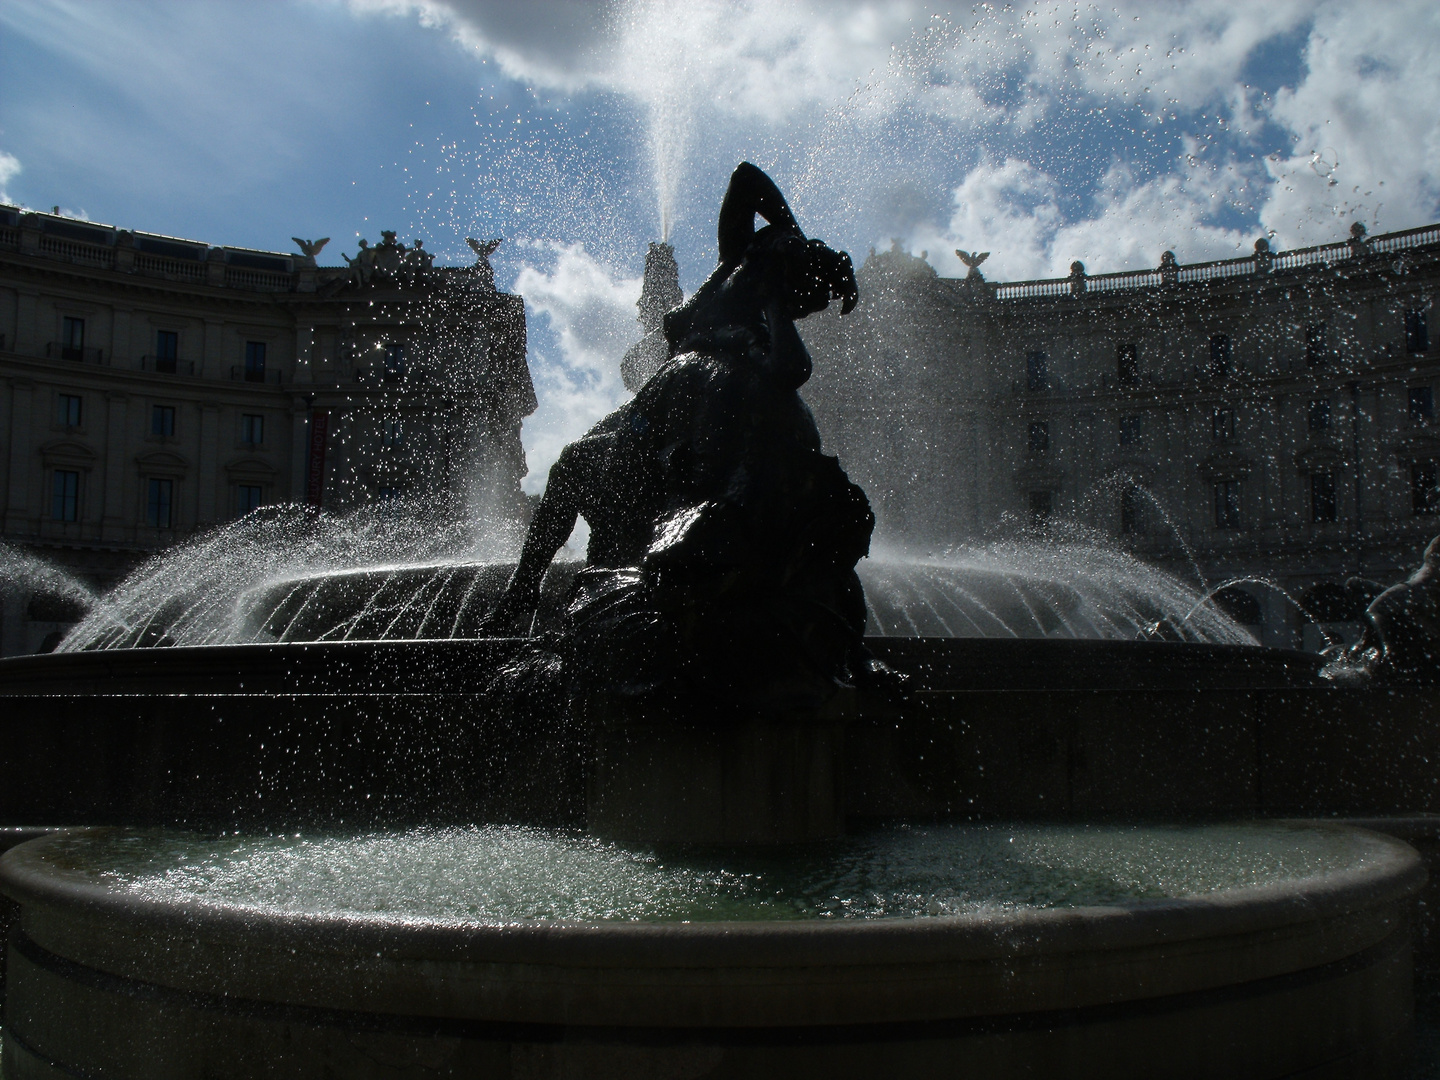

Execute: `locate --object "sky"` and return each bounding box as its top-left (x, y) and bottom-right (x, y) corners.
top-left (2, 0), bottom-right (1439, 489)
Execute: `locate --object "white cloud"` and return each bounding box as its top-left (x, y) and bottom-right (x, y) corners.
top-left (344, 0), bottom-right (617, 91)
top-left (914, 147), bottom-right (1257, 282)
top-left (927, 158), bottom-right (1064, 281)
top-left (510, 242), bottom-right (641, 491)
top-left (1260, 0), bottom-right (1440, 245)
top-left (355, 1), bottom-right (1440, 276)
top-left (0, 151), bottom-right (20, 204)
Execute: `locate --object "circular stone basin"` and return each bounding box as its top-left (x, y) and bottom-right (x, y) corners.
top-left (0, 822), bottom-right (1422, 1079)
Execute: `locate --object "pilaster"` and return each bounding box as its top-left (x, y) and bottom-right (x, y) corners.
top-left (111, 305), bottom-right (133, 369)
top-left (289, 405), bottom-right (310, 502)
top-left (198, 402), bottom-right (219, 523)
top-left (100, 391), bottom-right (128, 541)
top-left (5, 379), bottom-right (35, 533)
top-left (293, 322), bottom-right (315, 385)
top-left (13, 289), bottom-right (39, 356)
top-left (202, 318), bottom-right (224, 379)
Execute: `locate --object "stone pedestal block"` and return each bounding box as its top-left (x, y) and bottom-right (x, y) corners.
top-left (584, 695), bottom-right (851, 845)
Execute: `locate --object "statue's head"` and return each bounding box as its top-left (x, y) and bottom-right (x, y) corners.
top-left (714, 162), bottom-right (858, 314)
top-left (1425, 535), bottom-right (1440, 569)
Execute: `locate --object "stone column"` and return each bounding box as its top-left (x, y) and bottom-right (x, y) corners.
top-left (197, 402), bottom-right (219, 524)
top-left (5, 379), bottom-right (35, 534)
top-left (100, 392), bottom-right (128, 542)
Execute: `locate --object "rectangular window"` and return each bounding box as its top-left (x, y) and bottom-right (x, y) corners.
top-left (241, 414), bottom-right (264, 445)
top-left (1414, 461), bottom-right (1439, 516)
top-left (1410, 386), bottom-right (1434, 425)
top-left (378, 485), bottom-right (401, 503)
top-left (1406, 309), bottom-right (1430, 355)
top-left (1026, 350), bottom-right (1048, 392)
top-left (1208, 333), bottom-right (1231, 379)
top-left (51, 470), bottom-right (79, 522)
top-left (1311, 472), bottom-right (1338, 523)
top-left (1118, 415), bottom-right (1142, 447)
top-left (1212, 407), bottom-right (1235, 442)
top-left (1120, 485), bottom-right (1144, 535)
top-left (56, 394), bottom-right (81, 428)
top-left (1116, 341), bottom-right (1139, 386)
top-left (61, 316), bottom-right (85, 360)
top-left (383, 343), bottom-right (407, 380)
top-left (382, 418), bottom-right (404, 447)
top-left (1309, 399), bottom-right (1331, 431)
top-left (146, 478), bottom-right (173, 528)
top-left (243, 340), bottom-right (267, 382)
top-left (1214, 481), bottom-right (1241, 529)
top-left (1305, 322), bottom-right (1328, 367)
top-left (236, 484), bottom-right (263, 516)
top-left (155, 330), bottom-right (179, 373)
top-left (1027, 420), bottom-right (1049, 455)
top-left (150, 404), bottom-right (175, 437)
top-left (1028, 489), bottom-right (1052, 523)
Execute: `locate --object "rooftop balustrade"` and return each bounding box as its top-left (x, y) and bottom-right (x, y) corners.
top-left (988, 221), bottom-right (1440, 302)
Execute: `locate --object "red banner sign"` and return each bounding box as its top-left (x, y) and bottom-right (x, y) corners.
top-left (305, 409), bottom-right (329, 507)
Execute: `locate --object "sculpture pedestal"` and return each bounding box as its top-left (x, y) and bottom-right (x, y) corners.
top-left (583, 693), bottom-right (852, 845)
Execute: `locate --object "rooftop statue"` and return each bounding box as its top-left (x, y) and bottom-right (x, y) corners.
top-left (483, 162), bottom-right (889, 711)
top-left (466, 237), bottom-right (503, 292)
top-left (956, 248), bottom-right (989, 283)
top-left (291, 236), bottom-right (330, 261)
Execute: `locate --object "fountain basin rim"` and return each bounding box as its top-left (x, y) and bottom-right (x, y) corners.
top-left (0, 636), bottom-right (1324, 695)
top-left (1, 826), bottom-right (1420, 1030)
top-left (1, 824), bottom-right (1420, 965)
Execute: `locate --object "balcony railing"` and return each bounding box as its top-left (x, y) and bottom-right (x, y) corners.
top-left (139, 355), bottom-right (196, 375)
top-left (46, 342), bottom-right (106, 364)
top-left (231, 366), bottom-right (284, 385)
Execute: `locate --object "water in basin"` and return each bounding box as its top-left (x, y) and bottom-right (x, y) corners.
top-left (44, 821), bottom-right (1374, 926)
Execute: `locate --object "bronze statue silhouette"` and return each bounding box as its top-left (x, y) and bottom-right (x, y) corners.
top-left (1333, 535), bottom-right (1440, 681)
top-left (483, 162), bottom-right (879, 710)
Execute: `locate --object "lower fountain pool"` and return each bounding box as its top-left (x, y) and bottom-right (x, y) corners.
top-left (0, 822), bottom-right (1423, 1078)
top-left (36, 821), bottom-right (1403, 923)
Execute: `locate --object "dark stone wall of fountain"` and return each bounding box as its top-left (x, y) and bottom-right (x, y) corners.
top-left (0, 637), bottom-right (1434, 833)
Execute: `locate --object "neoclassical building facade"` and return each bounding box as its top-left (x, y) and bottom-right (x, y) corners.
top-left (0, 207), bottom-right (534, 655)
top-left (802, 221), bottom-right (1440, 649)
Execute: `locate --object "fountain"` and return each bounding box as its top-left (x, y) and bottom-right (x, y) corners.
top-left (0, 163), bottom-right (1430, 1077)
